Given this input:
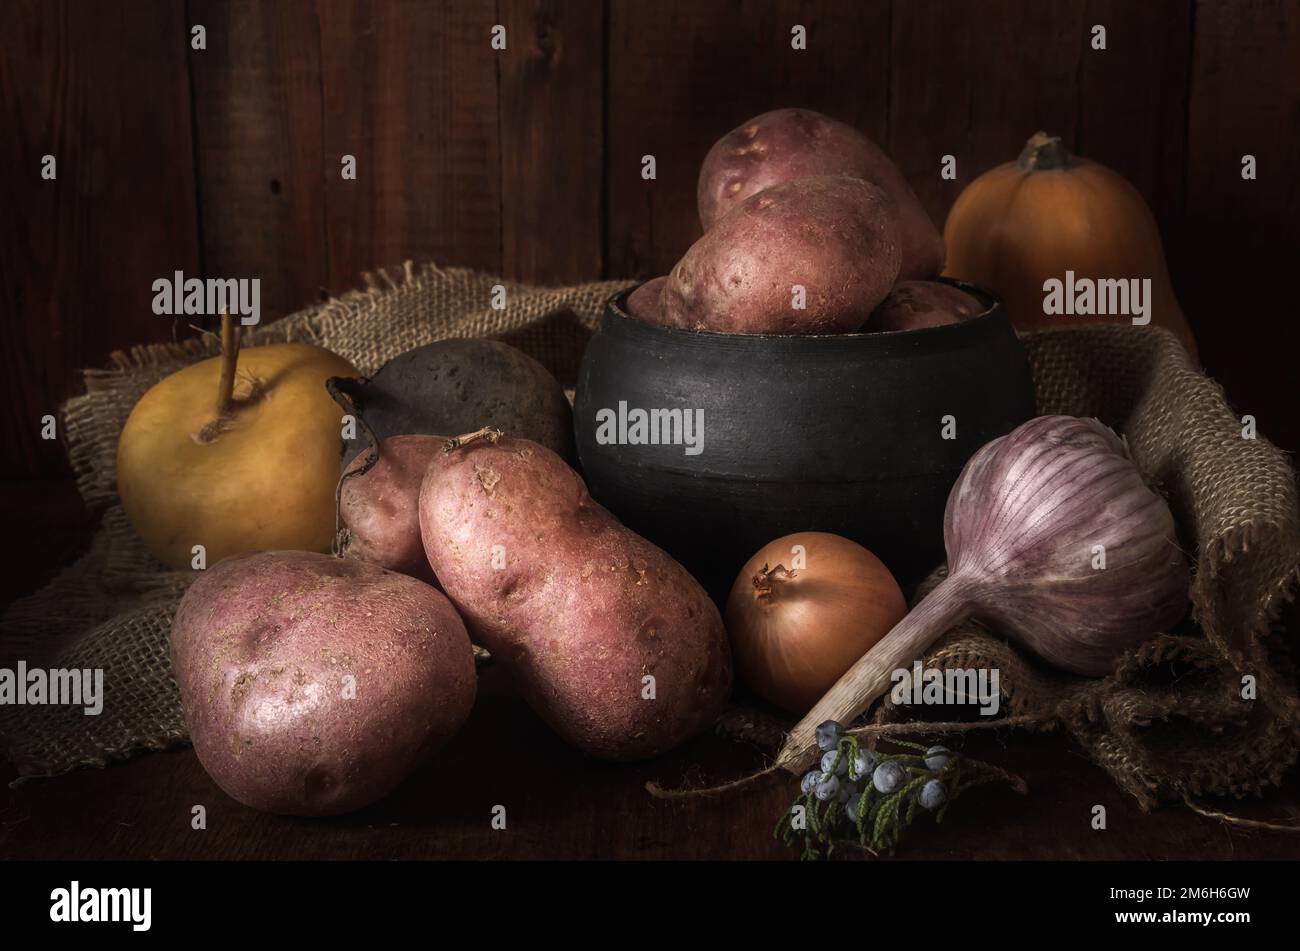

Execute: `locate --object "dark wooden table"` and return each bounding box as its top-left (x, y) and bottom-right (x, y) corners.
top-left (3, 481), bottom-right (1298, 861)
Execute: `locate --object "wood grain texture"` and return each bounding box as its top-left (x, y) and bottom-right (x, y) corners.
top-left (2, 658), bottom-right (1297, 859)
top-left (888, 0), bottom-right (1091, 231)
top-left (604, 0), bottom-right (890, 279)
top-left (498, 0), bottom-right (604, 283)
top-left (1075, 0), bottom-right (1193, 227)
top-left (188, 0), bottom-right (329, 319)
top-left (1181, 0), bottom-right (1300, 453)
top-left (0, 0), bottom-right (200, 478)
top-left (318, 0), bottom-right (503, 290)
top-left (2, 1), bottom-right (1296, 466)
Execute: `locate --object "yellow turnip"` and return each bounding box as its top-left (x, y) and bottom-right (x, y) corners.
top-left (117, 317), bottom-right (361, 569)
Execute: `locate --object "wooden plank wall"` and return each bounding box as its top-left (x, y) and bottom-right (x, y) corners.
top-left (3, 0), bottom-right (1297, 480)
top-left (2, 0), bottom-right (201, 479)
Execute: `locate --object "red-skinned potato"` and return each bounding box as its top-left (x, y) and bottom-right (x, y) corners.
top-left (662, 176), bottom-right (901, 335)
top-left (624, 276), bottom-right (669, 326)
top-left (170, 551), bottom-right (476, 816)
top-left (867, 280), bottom-right (984, 332)
top-left (697, 108), bottom-right (944, 280)
top-left (339, 434), bottom-right (445, 582)
top-left (419, 434), bottom-right (732, 760)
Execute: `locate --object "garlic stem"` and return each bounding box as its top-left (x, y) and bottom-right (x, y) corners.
top-left (776, 573), bottom-right (980, 774)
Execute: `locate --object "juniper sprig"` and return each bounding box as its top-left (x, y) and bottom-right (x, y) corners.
top-left (774, 734), bottom-right (1025, 860)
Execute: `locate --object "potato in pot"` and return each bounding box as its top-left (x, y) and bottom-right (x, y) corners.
top-left (623, 275), bottom-right (670, 327)
top-left (662, 175), bottom-right (901, 335)
top-left (419, 434), bottom-right (732, 760)
top-left (697, 107), bottom-right (945, 281)
top-left (867, 280), bottom-right (984, 332)
top-left (170, 551), bottom-right (476, 816)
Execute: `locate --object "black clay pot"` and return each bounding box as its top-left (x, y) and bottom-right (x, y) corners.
top-left (573, 279), bottom-right (1035, 600)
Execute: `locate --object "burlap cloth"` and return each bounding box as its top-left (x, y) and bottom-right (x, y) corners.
top-left (3, 261), bottom-right (1298, 812)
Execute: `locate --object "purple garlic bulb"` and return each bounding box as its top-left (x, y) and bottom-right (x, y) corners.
top-left (944, 416), bottom-right (1189, 675)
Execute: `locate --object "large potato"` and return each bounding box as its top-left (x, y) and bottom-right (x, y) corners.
top-left (697, 108), bottom-right (944, 281)
top-left (419, 436), bottom-right (732, 760)
top-left (171, 551), bottom-right (476, 816)
top-left (339, 434), bottom-right (444, 582)
top-left (662, 176), bottom-right (901, 334)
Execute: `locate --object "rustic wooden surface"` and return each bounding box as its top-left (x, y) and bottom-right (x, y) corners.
top-left (189, 0), bottom-right (331, 317)
top-left (4, 706), bottom-right (1299, 861)
top-left (1, 0), bottom-right (201, 479)
top-left (1179, 0), bottom-right (1300, 470)
top-left (1, 625), bottom-right (1296, 860)
top-left (499, 0), bottom-right (605, 283)
top-left (2, 0), bottom-right (1299, 861)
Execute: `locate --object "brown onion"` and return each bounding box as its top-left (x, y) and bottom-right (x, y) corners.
top-left (725, 532), bottom-right (907, 715)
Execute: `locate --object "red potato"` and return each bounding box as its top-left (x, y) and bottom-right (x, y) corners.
top-left (662, 176), bottom-right (901, 335)
top-left (339, 434), bottom-right (444, 582)
top-left (170, 551), bottom-right (476, 816)
top-left (623, 276), bottom-right (669, 326)
top-left (698, 108), bottom-right (944, 281)
top-left (419, 435), bottom-right (732, 760)
top-left (867, 280), bottom-right (985, 332)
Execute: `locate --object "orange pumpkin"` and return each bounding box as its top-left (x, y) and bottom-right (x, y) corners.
top-left (943, 132), bottom-right (1197, 361)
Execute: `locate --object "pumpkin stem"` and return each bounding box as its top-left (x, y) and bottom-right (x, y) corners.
top-left (1018, 132), bottom-right (1073, 172)
top-left (753, 563), bottom-right (796, 600)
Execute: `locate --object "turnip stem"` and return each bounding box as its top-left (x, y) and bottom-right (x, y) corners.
top-left (216, 312), bottom-right (241, 414)
top-left (775, 574), bottom-right (979, 774)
